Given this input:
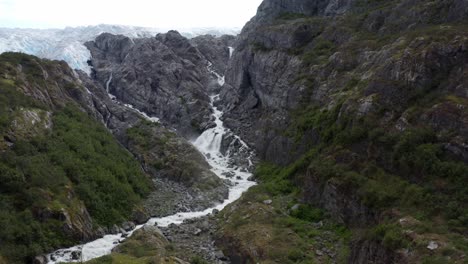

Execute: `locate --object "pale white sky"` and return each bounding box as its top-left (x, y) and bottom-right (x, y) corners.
top-left (0, 0), bottom-right (263, 29)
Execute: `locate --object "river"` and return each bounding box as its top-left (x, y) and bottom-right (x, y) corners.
top-left (47, 62), bottom-right (256, 263)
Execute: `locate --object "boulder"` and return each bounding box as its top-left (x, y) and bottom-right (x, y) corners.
top-left (33, 255), bottom-right (47, 264)
top-left (122, 221), bottom-right (136, 232)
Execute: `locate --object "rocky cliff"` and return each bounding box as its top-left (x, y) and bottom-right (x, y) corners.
top-left (85, 31), bottom-right (228, 138)
top-left (216, 0), bottom-right (468, 263)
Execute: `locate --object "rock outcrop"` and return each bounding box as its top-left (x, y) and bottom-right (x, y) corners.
top-left (216, 0), bottom-right (468, 263)
top-left (85, 31), bottom-right (216, 137)
top-left (191, 34), bottom-right (236, 77)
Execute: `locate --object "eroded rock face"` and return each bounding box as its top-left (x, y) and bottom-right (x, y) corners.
top-left (79, 32), bottom-right (235, 217)
top-left (221, 0), bottom-right (468, 165)
top-left (85, 31), bottom-right (215, 137)
top-left (217, 0), bottom-right (468, 262)
top-left (191, 34), bottom-right (236, 76)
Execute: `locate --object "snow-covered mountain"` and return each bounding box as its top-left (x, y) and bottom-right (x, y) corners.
top-left (0, 24), bottom-right (240, 74)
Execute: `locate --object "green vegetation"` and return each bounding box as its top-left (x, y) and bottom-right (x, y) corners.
top-left (217, 161), bottom-right (352, 264)
top-left (302, 38), bottom-right (336, 66)
top-left (251, 42), bottom-right (273, 53)
top-left (84, 228), bottom-right (187, 264)
top-left (0, 53), bottom-right (152, 263)
top-left (126, 123), bottom-right (222, 191)
top-left (276, 12), bottom-right (311, 21)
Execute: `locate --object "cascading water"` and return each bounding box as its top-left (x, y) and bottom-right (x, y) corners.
top-left (105, 73), bottom-right (116, 100)
top-left (47, 63), bottom-right (255, 264)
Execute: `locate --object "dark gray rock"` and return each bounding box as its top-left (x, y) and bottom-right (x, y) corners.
top-left (71, 251), bottom-right (81, 260)
top-left (132, 209), bottom-right (150, 225)
top-left (85, 31), bottom-right (216, 138)
top-left (110, 225), bottom-right (121, 235)
top-left (122, 221), bottom-right (136, 232)
top-left (191, 34), bottom-right (236, 76)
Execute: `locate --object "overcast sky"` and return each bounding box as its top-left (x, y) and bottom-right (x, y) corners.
top-left (0, 0), bottom-right (263, 29)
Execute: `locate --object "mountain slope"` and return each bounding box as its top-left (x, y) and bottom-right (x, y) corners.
top-left (216, 0), bottom-right (468, 263)
top-left (0, 53), bottom-right (152, 263)
top-left (0, 47), bottom-right (231, 263)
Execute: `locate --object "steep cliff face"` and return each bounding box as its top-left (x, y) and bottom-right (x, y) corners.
top-left (191, 34), bottom-right (236, 77)
top-left (86, 31), bottom-right (220, 137)
top-left (222, 0), bottom-right (468, 165)
top-left (83, 31), bottom-right (231, 215)
top-left (217, 0), bottom-right (468, 263)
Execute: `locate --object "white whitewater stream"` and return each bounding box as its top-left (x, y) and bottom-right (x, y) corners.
top-left (47, 65), bottom-right (255, 263)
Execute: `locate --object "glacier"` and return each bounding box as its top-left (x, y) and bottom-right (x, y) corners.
top-left (0, 24), bottom-right (240, 74)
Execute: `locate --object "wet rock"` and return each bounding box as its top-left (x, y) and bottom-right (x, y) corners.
top-left (132, 209), bottom-right (150, 225)
top-left (110, 225), bottom-right (120, 234)
top-left (96, 227), bottom-right (107, 237)
top-left (122, 221), bottom-right (136, 232)
top-left (71, 251), bottom-right (81, 260)
top-left (215, 250), bottom-right (228, 260)
top-left (223, 171), bottom-right (235, 178)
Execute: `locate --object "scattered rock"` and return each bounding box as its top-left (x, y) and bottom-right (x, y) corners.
top-left (33, 255), bottom-right (47, 264)
top-left (263, 199), bottom-right (273, 205)
top-left (71, 251), bottom-right (81, 260)
top-left (312, 221), bottom-right (324, 228)
top-left (122, 221), bottom-right (136, 232)
top-left (132, 209), bottom-right (150, 225)
top-left (315, 250), bottom-right (324, 256)
top-left (427, 241), bottom-right (439, 250)
top-left (398, 216), bottom-right (420, 227)
top-left (96, 226), bottom-right (107, 237)
top-left (214, 250), bottom-right (228, 260)
top-left (193, 228), bottom-right (202, 236)
top-left (110, 225), bottom-right (120, 234)
top-left (291, 204), bottom-right (300, 211)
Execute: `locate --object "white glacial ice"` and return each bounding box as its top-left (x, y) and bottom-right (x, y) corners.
top-left (0, 25), bottom-right (241, 74)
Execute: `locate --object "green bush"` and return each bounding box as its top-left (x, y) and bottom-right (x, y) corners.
top-left (371, 224), bottom-right (409, 250)
top-left (290, 205), bottom-right (324, 222)
top-left (0, 105), bottom-right (152, 263)
top-left (191, 256), bottom-right (209, 264)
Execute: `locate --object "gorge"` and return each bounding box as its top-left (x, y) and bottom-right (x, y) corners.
top-left (0, 0), bottom-right (468, 264)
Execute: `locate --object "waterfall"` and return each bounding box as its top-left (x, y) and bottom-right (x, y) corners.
top-left (207, 62), bottom-right (225, 86)
top-left (105, 73), bottom-right (116, 100)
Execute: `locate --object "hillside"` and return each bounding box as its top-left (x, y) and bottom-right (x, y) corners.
top-left (0, 52), bottom-right (152, 263)
top-left (215, 0), bottom-right (468, 263)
